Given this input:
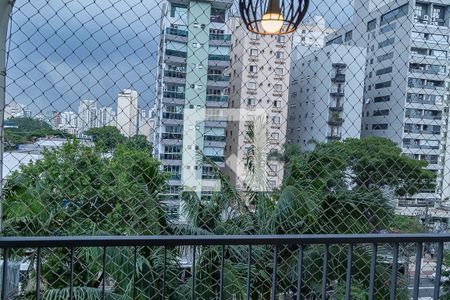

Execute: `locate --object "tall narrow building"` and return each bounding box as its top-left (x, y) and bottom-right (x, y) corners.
top-left (225, 17), bottom-right (291, 194)
top-left (78, 100), bottom-right (97, 135)
top-left (97, 107), bottom-right (115, 127)
top-left (153, 0), bottom-right (232, 219)
top-left (326, 0), bottom-right (450, 219)
top-left (116, 89), bottom-right (138, 137)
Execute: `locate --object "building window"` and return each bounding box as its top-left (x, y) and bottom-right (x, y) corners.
top-left (277, 36), bottom-right (286, 43)
top-left (269, 164), bottom-right (278, 172)
top-left (276, 51), bottom-right (284, 59)
top-left (273, 100), bottom-right (281, 108)
top-left (374, 81), bottom-right (391, 89)
top-left (247, 82), bottom-right (257, 89)
top-left (373, 109), bottom-right (390, 116)
top-left (367, 19), bottom-right (377, 31)
top-left (249, 65), bottom-right (258, 72)
top-left (374, 95), bottom-right (390, 102)
top-left (275, 68), bottom-right (284, 75)
top-left (273, 116), bottom-right (281, 124)
top-left (250, 49), bottom-right (258, 56)
top-left (380, 4), bottom-right (408, 26)
top-left (372, 124), bottom-right (388, 130)
top-left (274, 84), bottom-right (282, 92)
top-left (375, 66), bottom-right (393, 76)
top-left (344, 30), bottom-right (353, 41)
top-left (247, 98), bottom-right (257, 106)
top-left (378, 37), bottom-right (395, 48)
top-left (271, 132), bottom-right (279, 141)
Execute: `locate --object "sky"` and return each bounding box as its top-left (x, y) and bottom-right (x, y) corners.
top-left (5, 0), bottom-right (355, 115)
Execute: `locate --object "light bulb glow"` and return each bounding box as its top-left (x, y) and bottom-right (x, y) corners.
top-left (261, 12), bottom-right (284, 33)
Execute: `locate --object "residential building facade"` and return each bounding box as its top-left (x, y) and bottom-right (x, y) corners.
top-left (97, 106), bottom-right (115, 127)
top-left (292, 15), bottom-right (335, 60)
top-left (287, 44), bottom-right (366, 151)
top-left (77, 100), bottom-right (97, 134)
top-left (116, 89), bottom-right (138, 137)
top-left (225, 17), bottom-right (291, 193)
top-left (326, 0), bottom-right (450, 218)
top-left (153, 0), bottom-right (232, 219)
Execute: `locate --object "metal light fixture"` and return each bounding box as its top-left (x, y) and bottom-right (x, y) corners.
top-left (239, 0), bottom-right (309, 35)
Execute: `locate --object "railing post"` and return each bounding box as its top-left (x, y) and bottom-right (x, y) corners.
top-left (0, 0), bottom-right (14, 234)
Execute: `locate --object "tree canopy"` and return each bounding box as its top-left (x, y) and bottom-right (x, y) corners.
top-left (5, 117), bottom-right (70, 150)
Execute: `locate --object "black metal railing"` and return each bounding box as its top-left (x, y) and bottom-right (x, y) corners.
top-left (0, 234), bottom-right (449, 300)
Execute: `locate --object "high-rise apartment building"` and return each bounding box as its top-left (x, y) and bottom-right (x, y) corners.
top-left (137, 109), bottom-right (155, 142)
top-left (225, 17), bottom-right (291, 193)
top-left (153, 0), bottom-right (232, 218)
top-left (116, 89), bottom-right (138, 137)
top-left (97, 106), bottom-right (115, 127)
top-left (291, 16), bottom-right (335, 60)
top-left (78, 100), bottom-right (97, 134)
top-left (4, 100), bottom-right (26, 120)
top-left (60, 111), bottom-right (77, 135)
top-left (326, 0), bottom-right (450, 218)
top-left (287, 44), bottom-right (366, 150)
top-left (51, 111), bottom-right (62, 129)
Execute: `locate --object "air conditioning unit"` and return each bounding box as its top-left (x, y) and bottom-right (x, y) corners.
top-left (423, 15), bottom-right (430, 21)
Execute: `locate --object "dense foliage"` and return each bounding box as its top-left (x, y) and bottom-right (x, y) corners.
top-left (85, 126), bottom-right (152, 152)
top-left (2, 136), bottom-right (431, 299)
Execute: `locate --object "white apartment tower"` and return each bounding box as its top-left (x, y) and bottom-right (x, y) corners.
top-left (97, 106), bottom-right (115, 127)
top-left (116, 89), bottom-right (138, 137)
top-left (287, 44), bottom-right (366, 150)
top-left (292, 16), bottom-right (335, 60)
top-left (326, 0), bottom-right (450, 219)
top-left (78, 100), bottom-right (97, 134)
top-left (225, 17), bottom-right (291, 193)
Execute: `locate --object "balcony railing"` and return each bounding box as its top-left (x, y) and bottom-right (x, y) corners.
top-left (162, 133), bottom-right (183, 140)
top-left (208, 54), bottom-right (230, 61)
top-left (207, 74), bottom-right (230, 81)
top-left (209, 33), bottom-right (231, 41)
top-left (0, 234), bottom-right (449, 299)
top-left (331, 74), bottom-right (346, 83)
top-left (204, 135), bottom-right (226, 142)
top-left (330, 91), bottom-right (344, 97)
top-left (166, 27), bottom-right (188, 37)
top-left (164, 70), bottom-right (186, 78)
top-left (163, 91), bottom-right (185, 99)
top-left (329, 105), bottom-right (344, 112)
top-left (327, 118), bottom-right (344, 126)
top-left (165, 49), bottom-right (187, 58)
top-left (206, 95), bottom-right (229, 102)
top-left (160, 153), bottom-right (182, 160)
top-left (327, 134), bottom-right (342, 140)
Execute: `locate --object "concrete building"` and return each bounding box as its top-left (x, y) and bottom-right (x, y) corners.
top-left (225, 17), bottom-right (291, 193)
top-left (51, 111), bottom-right (62, 129)
top-left (287, 44), bottom-right (366, 151)
top-left (292, 15), bottom-right (335, 59)
top-left (326, 0), bottom-right (450, 218)
top-left (97, 106), bottom-right (115, 127)
top-left (78, 100), bottom-right (97, 134)
top-left (137, 109), bottom-right (155, 142)
top-left (116, 89), bottom-right (138, 137)
top-left (60, 111), bottom-right (77, 134)
top-left (4, 100), bottom-right (26, 120)
top-left (153, 0), bottom-right (232, 219)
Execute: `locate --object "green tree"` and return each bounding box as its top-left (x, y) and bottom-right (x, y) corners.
top-left (3, 139), bottom-right (180, 299)
top-left (123, 134), bottom-right (152, 152)
top-left (174, 137), bottom-right (431, 299)
top-left (84, 126), bottom-right (126, 151)
top-left (4, 117), bottom-right (69, 150)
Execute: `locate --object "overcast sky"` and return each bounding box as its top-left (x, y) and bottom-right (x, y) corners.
top-left (5, 0), bottom-right (354, 115)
